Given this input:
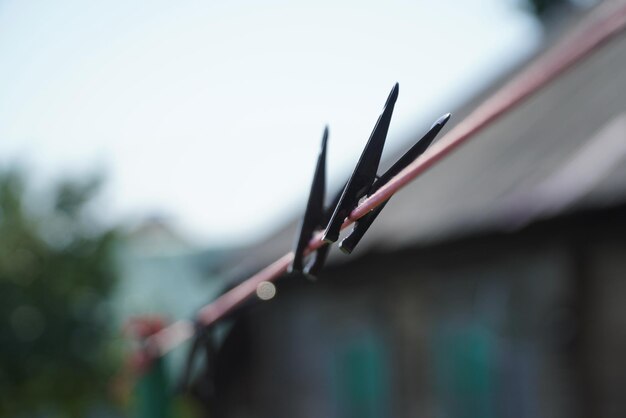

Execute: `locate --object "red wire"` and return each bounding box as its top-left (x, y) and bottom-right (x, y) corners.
top-left (144, 0), bottom-right (626, 358)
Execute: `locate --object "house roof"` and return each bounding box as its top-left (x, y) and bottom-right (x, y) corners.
top-left (227, 5), bottom-right (626, 277)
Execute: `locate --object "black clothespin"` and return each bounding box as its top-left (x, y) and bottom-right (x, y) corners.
top-left (323, 83), bottom-right (399, 243)
top-left (338, 112), bottom-right (450, 253)
top-left (289, 127), bottom-right (332, 277)
top-left (322, 82), bottom-right (451, 252)
top-left (178, 321), bottom-right (216, 401)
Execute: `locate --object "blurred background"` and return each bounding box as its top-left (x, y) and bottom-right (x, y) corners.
top-left (2, 0), bottom-right (626, 417)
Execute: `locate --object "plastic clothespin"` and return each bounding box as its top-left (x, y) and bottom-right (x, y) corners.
top-left (338, 113), bottom-right (451, 254)
top-left (322, 82), bottom-right (451, 253)
top-left (178, 320), bottom-right (214, 394)
top-left (323, 83), bottom-right (399, 243)
top-left (289, 127), bottom-right (333, 278)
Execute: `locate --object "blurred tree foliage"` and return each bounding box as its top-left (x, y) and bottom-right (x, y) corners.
top-left (0, 169), bottom-right (121, 417)
top-left (523, 0), bottom-right (570, 19)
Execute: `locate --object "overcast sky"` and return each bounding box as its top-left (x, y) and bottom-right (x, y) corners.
top-left (0, 0), bottom-right (542, 246)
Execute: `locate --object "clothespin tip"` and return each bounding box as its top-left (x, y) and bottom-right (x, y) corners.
top-left (432, 113), bottom-right (451, 128)
top-left (386, 83), bottom-right (400, 106)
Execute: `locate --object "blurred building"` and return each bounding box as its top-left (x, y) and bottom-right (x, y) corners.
top-left (116, 217), bottom-right (209, 322)
top-left (206, 4), bottom-right (626, 418)
top-left (114, 217), bottom-right (234, 380)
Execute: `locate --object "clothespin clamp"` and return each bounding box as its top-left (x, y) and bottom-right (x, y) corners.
top-left (322, 83), bottom-right (400, 244)
top-left (289, 127), bottom-right (333, 278)
top-left (323, 83), bottom-right (451, 253)
top-left (338, 112), bottom-right (450, 253)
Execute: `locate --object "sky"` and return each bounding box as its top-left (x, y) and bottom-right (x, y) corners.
top-left (0, 0), bottom-right (542, 246)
